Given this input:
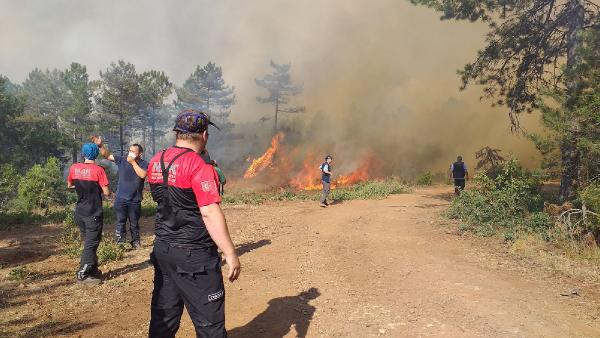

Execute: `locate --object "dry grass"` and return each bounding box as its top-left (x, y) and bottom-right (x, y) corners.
top-left (511, 234), bottom-right (600, 282)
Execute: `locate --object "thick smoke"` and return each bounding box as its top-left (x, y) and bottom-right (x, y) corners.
top-left (0, 0), bottom-right (540, 178)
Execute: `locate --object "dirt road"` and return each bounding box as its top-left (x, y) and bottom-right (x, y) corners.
top-left (2, 186), bottom-right (600, 337)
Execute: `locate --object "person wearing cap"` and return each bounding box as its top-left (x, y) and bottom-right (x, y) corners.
top-left (91, 138), bottom-right (148, 248)
top-left (320, 155), bottom-right (333, 207)
top-left (67, 143), bottom-right (110, 284)
top-left (146, 109), bottom-right (240, 337)
top-left (450, 155), bottom-right (469, 196)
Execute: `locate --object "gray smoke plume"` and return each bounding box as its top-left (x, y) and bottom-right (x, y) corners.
top-left (0, 0), bottom-right (540, 179)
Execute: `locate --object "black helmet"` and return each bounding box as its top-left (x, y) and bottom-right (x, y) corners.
top-left (325, 155), bottom-right (333, 160)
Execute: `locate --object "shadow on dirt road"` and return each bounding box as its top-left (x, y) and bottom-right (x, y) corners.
top-left (228, 287), bottom-right (320, 338)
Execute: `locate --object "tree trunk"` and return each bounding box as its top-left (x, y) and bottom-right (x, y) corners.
top-left (560, 132), bottom-right (581, 202)
top-left (559, 0), bottom-right (585, 202)
top-left (274, 98), bottom-right (279, 136)
top-left (206, 88), bottom-right (211, 114)
top-left (119, 115), bottom-right (125, 156)
top-left (151, 113), bottom-right (156, 155)
top-left (71, 119), bottom-right (78, 163)
top-left (72, 145), bottom-right (78, 164)
top-left (142, 123), bottom-right (147, 149)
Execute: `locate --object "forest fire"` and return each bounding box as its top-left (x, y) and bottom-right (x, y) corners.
top-left (290, 153), bottom-right (322, 190)
top-left (243, 133), bottom-right (380, 190)
top-left (289, 152), bottom-right (379, 190)
top-left (335, 153), bottom-right (376, 187)
top-left (243, 132), bottom-right (285, 178)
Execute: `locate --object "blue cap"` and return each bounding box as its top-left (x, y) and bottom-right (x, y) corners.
top-left (82, 143), bottom-right (99, 160)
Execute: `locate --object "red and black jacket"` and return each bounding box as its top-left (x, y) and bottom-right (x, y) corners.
top-left (147, 146), bottom-right (222, 249)
top-left (67, 163), bottom-right (109, 217)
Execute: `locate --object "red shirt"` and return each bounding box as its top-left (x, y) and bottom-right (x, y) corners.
top-left (67, 163), bottom-right (109, 217)
top-left (147, 146), bottom-right (221, 248)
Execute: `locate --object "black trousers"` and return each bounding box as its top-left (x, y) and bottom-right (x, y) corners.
top-left (454, 178), bottom-right (466, 196)
top-left (149, 240), bottom-right (226, 338)
top-left (114, 198), bottom-right (141, 242)
top-left (75, 212), bottom-right (103, 270)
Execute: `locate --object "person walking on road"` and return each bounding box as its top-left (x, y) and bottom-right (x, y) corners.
top-left (92, 137), bottom-right (148, 248)
top-left (320, 155), bottom-right (333, 207)
top-left (146, 109), bottom-right (240, 337)
top-left (450, 155), bottom-right (469, 196)
top-left (67, 143), bottom-right (110, 284)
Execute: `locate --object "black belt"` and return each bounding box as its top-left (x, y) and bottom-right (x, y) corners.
top-left (154, 239), bottom-right (218, 253)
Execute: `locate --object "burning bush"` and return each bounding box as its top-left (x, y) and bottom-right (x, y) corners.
top-left (242, 132), bottom-right (383, 191)
top-left (244, 132), bottom-right (285, 179)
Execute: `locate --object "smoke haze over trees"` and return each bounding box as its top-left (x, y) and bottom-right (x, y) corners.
top-left (1, 0), bottom-right (565, 178)
top-left (410, 0), bottom-right (600, 200)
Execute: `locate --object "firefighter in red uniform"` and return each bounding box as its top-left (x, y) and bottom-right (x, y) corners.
top-left (67, 143), bottom-right (110, 284)
top-left (147, 109), bottom-right (241, 337)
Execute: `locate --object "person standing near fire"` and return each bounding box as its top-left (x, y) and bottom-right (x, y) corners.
top-left (146, 109), bottom-right (240, 337)
top-left (320, 155), bottom-right (333, 207)
top-left (450, 155), bottom-right (469, 195)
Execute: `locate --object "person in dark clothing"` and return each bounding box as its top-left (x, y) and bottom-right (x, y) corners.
top-left (200, 150), bottom-right (226, 195)
top-left (92, 137), bottom-right (148, 248)
top-left (67, 143), bottom-right (110, 284)
top-left (320, 155), bottom-right (333, 207)
top-left (450, 156), bottom-right (469, 196)
top-left (146, 109), bottom-right (240, 338)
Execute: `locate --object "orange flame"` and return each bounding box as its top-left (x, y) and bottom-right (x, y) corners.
top-left (334, 155), bottom-right (374, 187)
top-left (290, 152), bottom-right (379, 190)
top-left (290, 153), bottom-right (322, 190)
top-left (243, 132), bottom-right (285, 179)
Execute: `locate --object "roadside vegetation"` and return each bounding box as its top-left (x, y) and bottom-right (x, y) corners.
top-left (1, 159), bottom-right (408, 270)
top-left (222, 178), bottom-right (410, 205)
top-left (447, 157), bottom-right (600, 264)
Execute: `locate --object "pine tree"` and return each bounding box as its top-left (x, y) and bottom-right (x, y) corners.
top-left (94, 60), bottom-right (139, 156)
top-left (176, 62), bottom-right (237, 161)
top-left (532, 23), bottom-right (600, 187)
top-left (410, 0), bottom-right (600, 201)
top-left (175, 62), bottom-right (236, 123)
top-left (255, 61), bottom-right (305, 135)
top-left (20, 68), bottom-right (71, 165)
top-left (137, 70), bottom-right (172, 155)
top-left (61, 63), bottom-right (93, 163)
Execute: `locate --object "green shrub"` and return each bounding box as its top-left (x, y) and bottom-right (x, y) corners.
top-left (526, 212), bottom-right (553, 232)
top-left (97, 240), bottom-right (126, 264)
top-left (416, 172), bottom-right (433, 186)
top-left (223, 179), bottom-right (409, 204)
top-left (222, 191), bottom-right (268, 205)
top-left (15, 157), bottom-right (66, 211)
top-left (448, 159), bottom-right (548, 236)
top-left (61, 211), bottom-right (81, 257)
top-left (61, 210), bottom-right (125, 264)
top-left (102, 204), bottom-right (116, 224)
top-left (331, 179), bottom-right (410, 201)
top-left (6, 266), bottom-right (37, 281)
top-left (580, 183), bottom-right (600, 213)
top-left (141, 196), bottom-right (157, 217)
top-left (0, 164), bottom-right (20, 211)
top-left (0, 207), bottom-right (71, 230)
